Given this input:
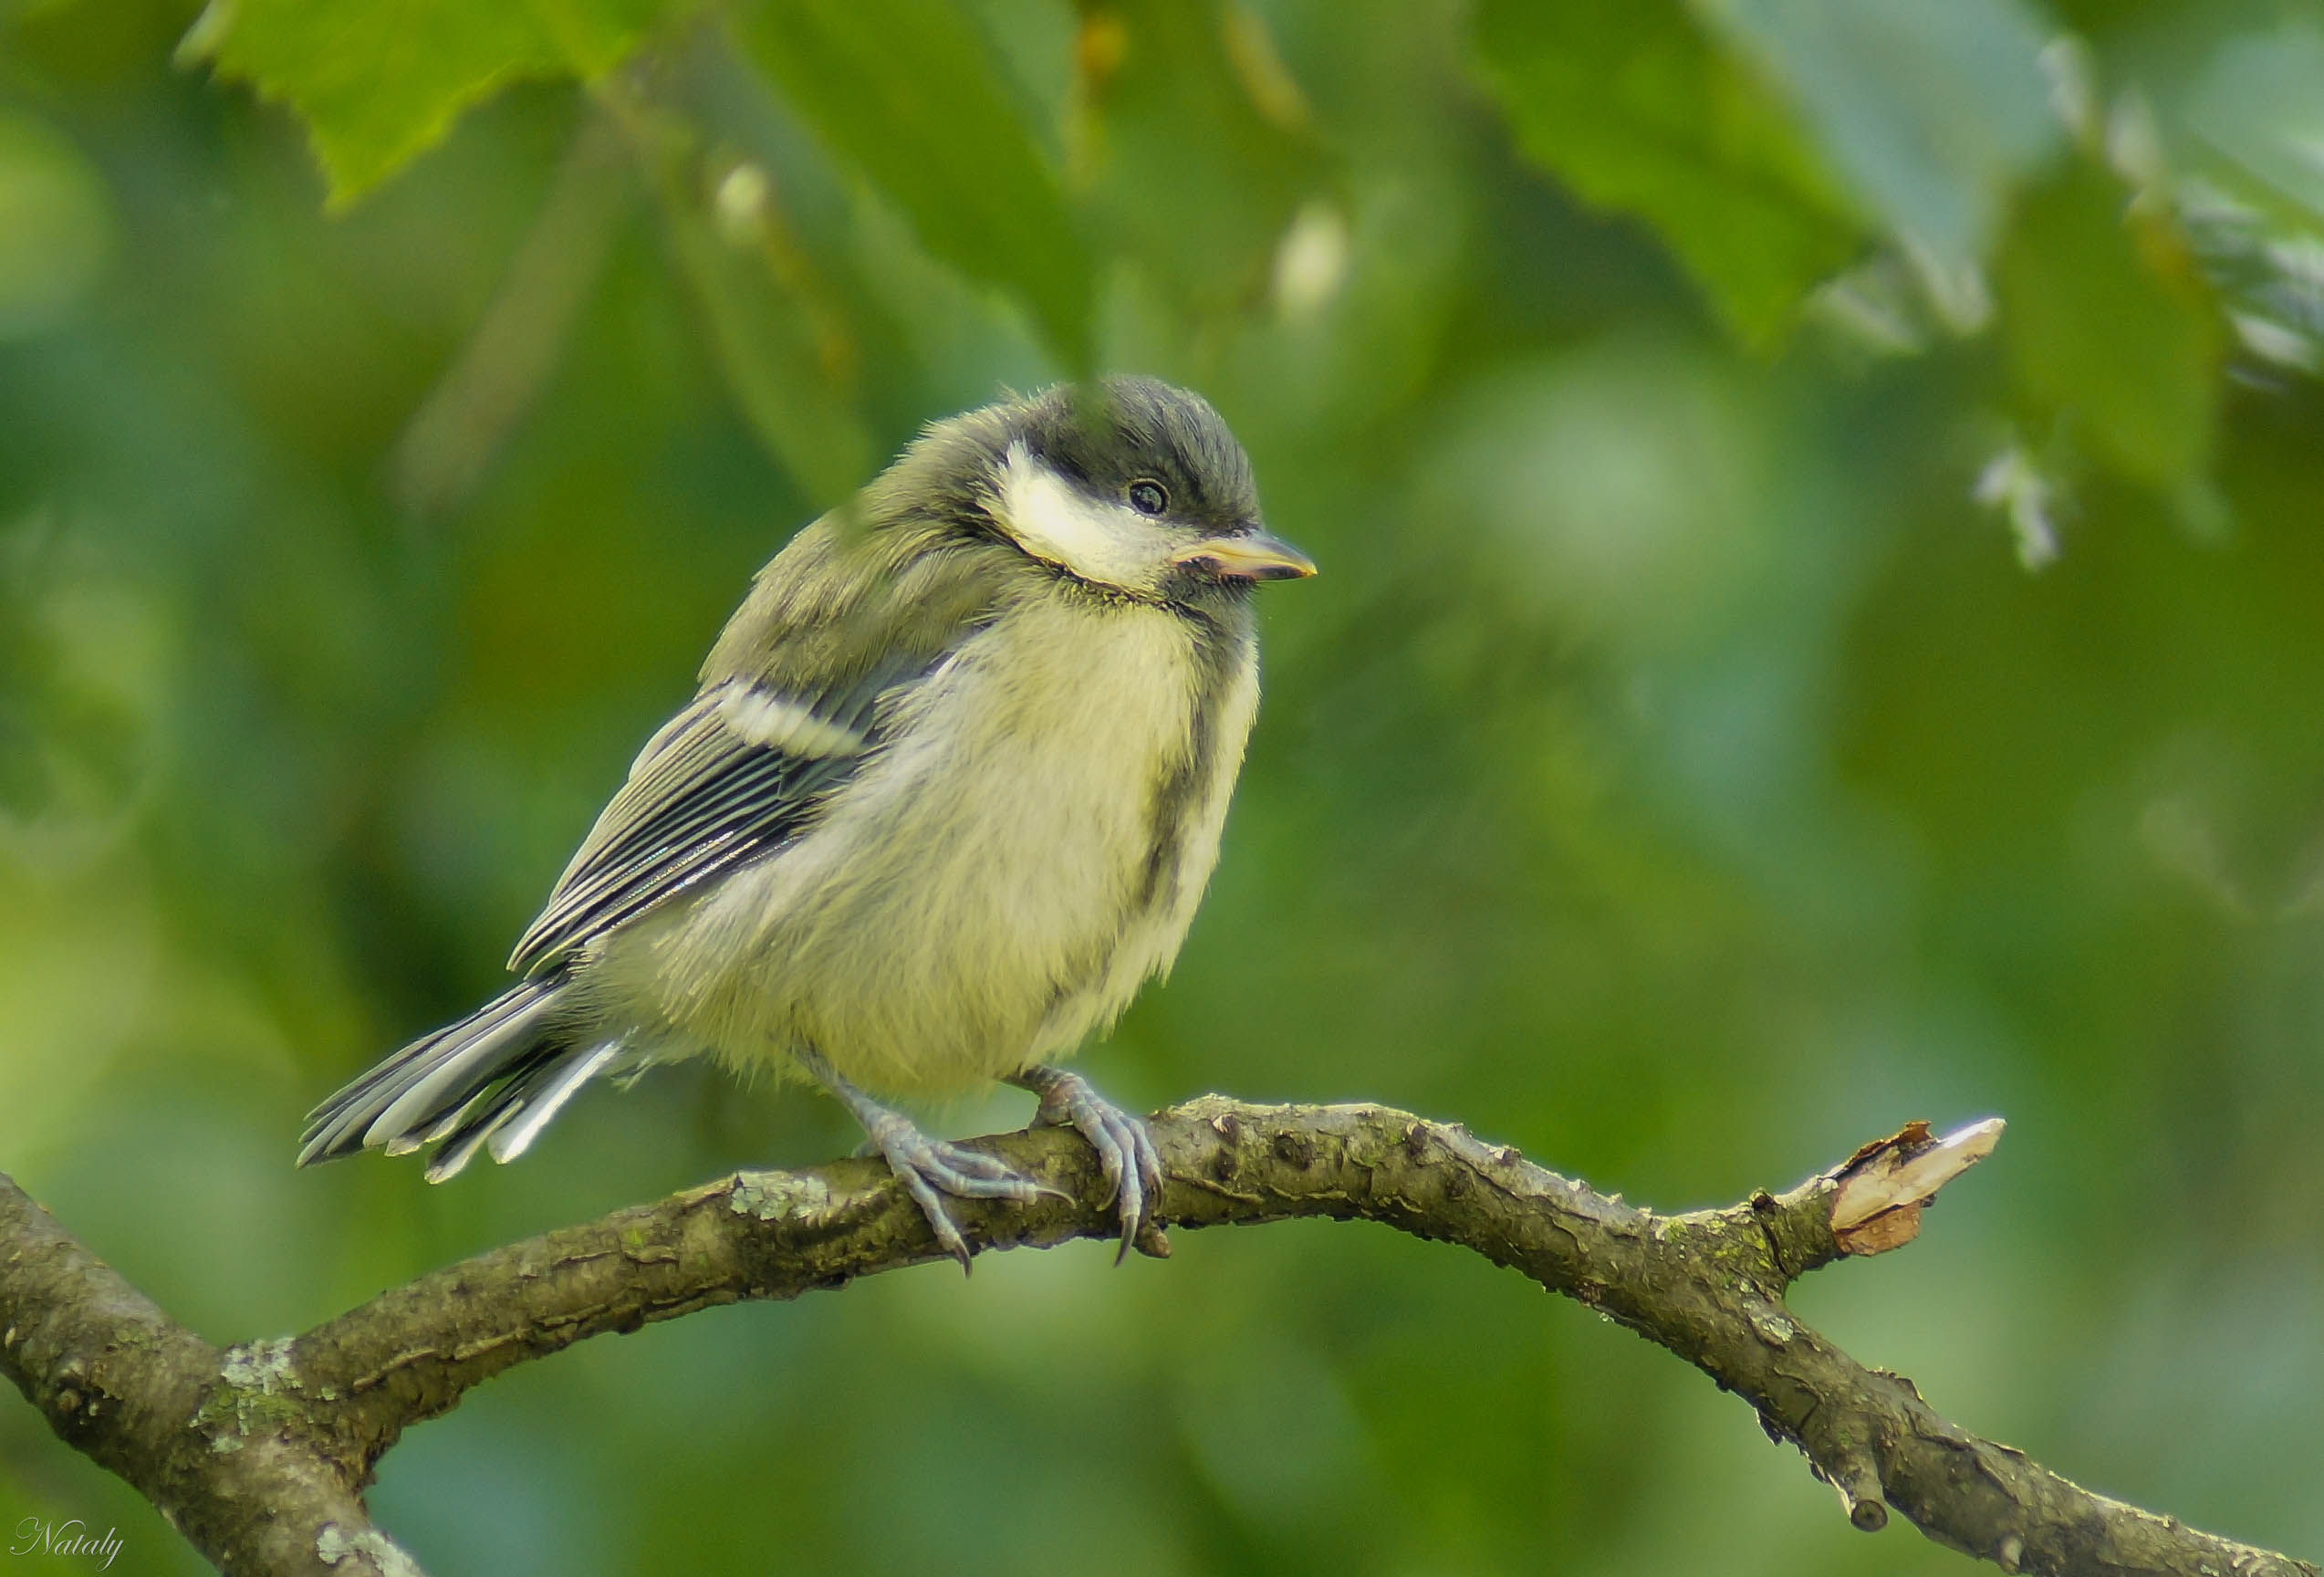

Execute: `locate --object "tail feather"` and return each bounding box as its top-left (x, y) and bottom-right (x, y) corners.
top-left (297, 977), bottom-right (582, 1169)
top-left (419, 1098), bottom-right (520, 1185)
top-left (360, 986), bottom-right (560, 1150)
top-left (421, 1039), bottom-right (624, 1184)
top-left (492, 1040), bottom-right (624, 1164)
top-left (299, 980), bottom-right (554, 1154)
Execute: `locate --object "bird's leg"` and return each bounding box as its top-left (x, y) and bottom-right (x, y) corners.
top-left (794, 1046), bottom-right (1051, 1273)
top-left (1006, 1066), bottom-right (1166, 1263)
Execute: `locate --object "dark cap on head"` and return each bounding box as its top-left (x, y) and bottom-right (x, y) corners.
top-left (855, 376), bottom-right (1308, 600)
top-left (1012, 378), bottom-right (1260, 534)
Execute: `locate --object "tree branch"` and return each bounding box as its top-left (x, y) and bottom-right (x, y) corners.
top-left (2, 1099), bottom-right (2309, 1577)
top-left (0, 1166), bottom-right (418, 1575)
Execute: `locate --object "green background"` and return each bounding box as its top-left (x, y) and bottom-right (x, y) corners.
top-left (6, 0), bottom-right (2324, 1572)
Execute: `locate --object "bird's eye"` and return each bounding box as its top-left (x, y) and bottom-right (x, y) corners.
top-left (1128, 480), bottom-right (1169, 517)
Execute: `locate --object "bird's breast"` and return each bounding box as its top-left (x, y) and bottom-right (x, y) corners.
top-left (638, 590), bottom-right (1259, 1094)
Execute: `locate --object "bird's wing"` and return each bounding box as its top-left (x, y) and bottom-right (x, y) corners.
top-left (504, 656), bottom-right (936, 977)
top-left (503, 505), bottom-right (1021, 977)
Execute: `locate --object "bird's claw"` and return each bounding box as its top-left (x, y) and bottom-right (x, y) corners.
top-left (861, 1110), bottom-right (1057, 1273)
top-left (1013, 1067), bottom-right (1168, 1262)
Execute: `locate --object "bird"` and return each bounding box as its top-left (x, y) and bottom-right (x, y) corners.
top-left (298, 377), bottom-right (1314, 1266)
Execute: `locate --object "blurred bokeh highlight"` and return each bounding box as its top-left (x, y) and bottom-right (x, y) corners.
top-left (6, 0), bottom-right (2324, 1572)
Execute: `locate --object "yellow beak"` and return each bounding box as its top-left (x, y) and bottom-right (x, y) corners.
top-left (1168, 529), bottom-right (1318, 582)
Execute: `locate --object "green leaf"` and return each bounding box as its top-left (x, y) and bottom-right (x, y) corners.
top-left (1996, 161), bottom-right (2222, 488)
top-left (1472, 0), bottom-right (1862, 346)
top-left (1703, 0), bottom-right (2061, 276)
top-left (735, 0), bottom-right (1091, 369)
top-left (182, 0), bottom-right (678, 205)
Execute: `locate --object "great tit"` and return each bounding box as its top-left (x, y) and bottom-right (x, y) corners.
top-left (299, 377), bottom-right (1314, 1265)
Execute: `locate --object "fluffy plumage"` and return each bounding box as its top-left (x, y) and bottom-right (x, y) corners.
top-left (299, 378), bottom-right (1309, 1254)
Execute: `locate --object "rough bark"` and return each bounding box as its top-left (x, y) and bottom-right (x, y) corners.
top-left (1, 1099), bottom-right (2308, 1577)
top-left (0, 1166), bottom-right (414, 1574)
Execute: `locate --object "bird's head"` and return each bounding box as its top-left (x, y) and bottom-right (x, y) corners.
top-left (947, 378), bottom-right (1317, 604)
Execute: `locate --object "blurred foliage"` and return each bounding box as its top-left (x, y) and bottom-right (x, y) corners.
top-left (735, 0), bottom-right (1090, 366)
top-left (5, 0), bottom-right (2324, 1573)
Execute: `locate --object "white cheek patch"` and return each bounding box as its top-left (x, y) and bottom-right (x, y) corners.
top-left (714, 683), bottom-right (866, 757)
top-left (994, 442), bottom-right (1174, 590)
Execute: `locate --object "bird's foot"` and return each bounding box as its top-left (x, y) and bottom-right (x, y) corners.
top-left (856, 1105), bottom-right (1053, 1272)
top-left (1009, 1066), bottom-right (1168, 1263)
top-left (795, 1045), bottom-right (1057, 1274)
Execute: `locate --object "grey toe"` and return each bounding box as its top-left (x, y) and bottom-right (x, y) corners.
top-left (864, 1115), bottom-right (1050, 1271)
top-left (1012, 1066), bottom-right (1166, 1262)
top-left (896, 1133), bottom-right (1046, 1201)
top-left (797, 1046), bottom-right (1054, 1274)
